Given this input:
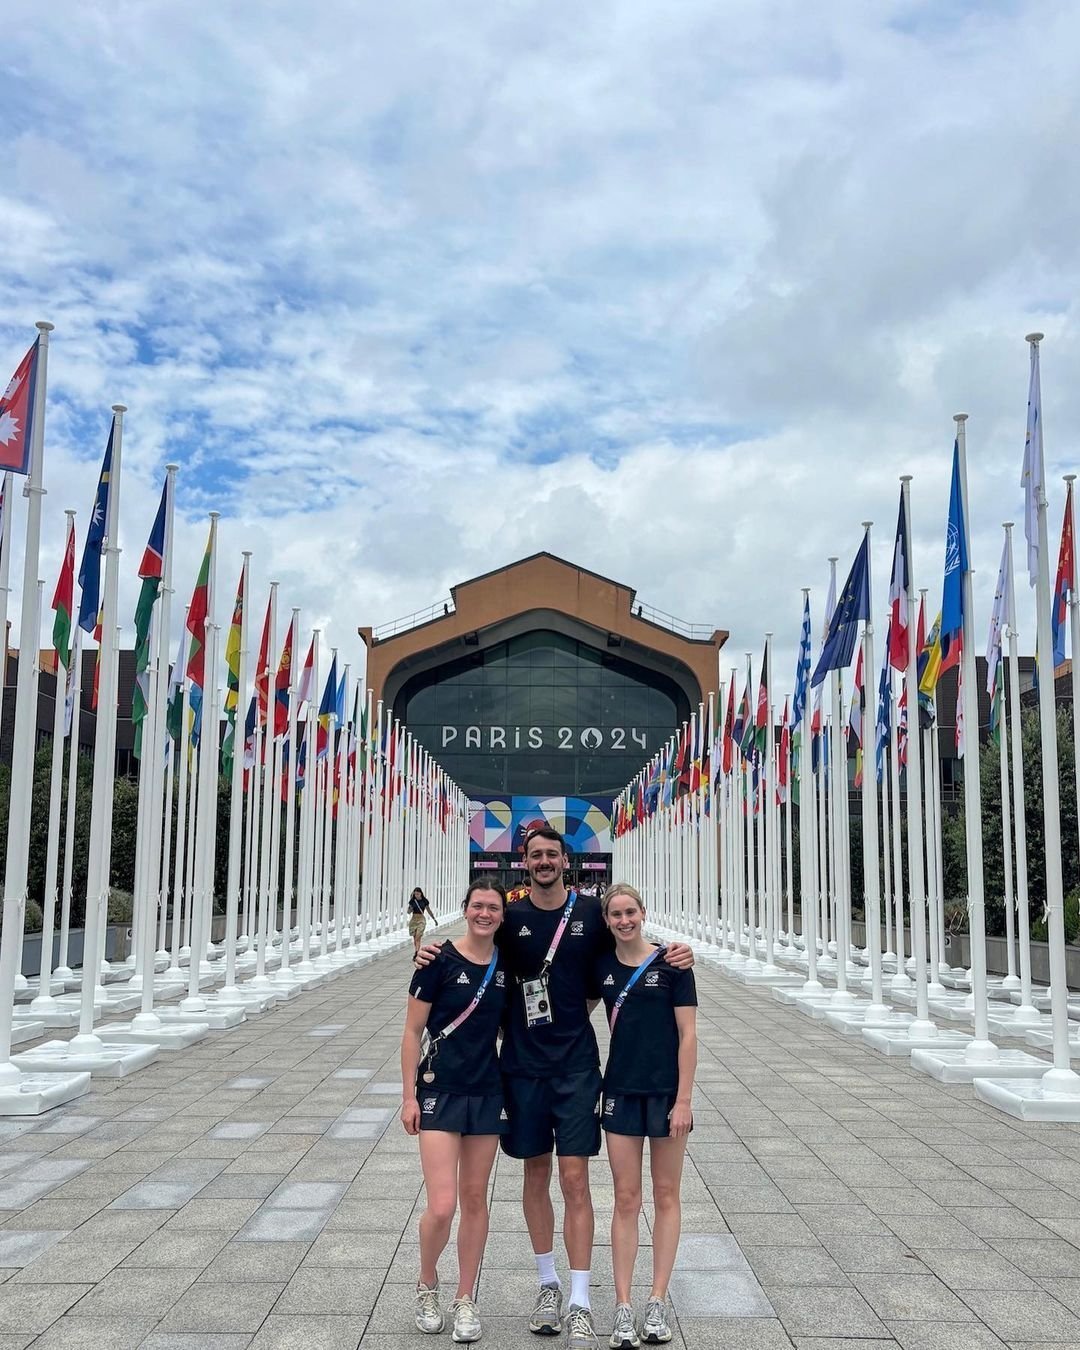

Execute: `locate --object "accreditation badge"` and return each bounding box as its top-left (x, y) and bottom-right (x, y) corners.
top-left (522, 975), bottom-right (552, 1028)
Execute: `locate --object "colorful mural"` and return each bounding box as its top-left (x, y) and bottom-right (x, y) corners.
top-left (469, 795), bottom-right (612, 855)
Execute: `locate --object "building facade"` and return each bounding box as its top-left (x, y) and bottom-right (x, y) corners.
top-left (360, 553), bottom-right (727, 885)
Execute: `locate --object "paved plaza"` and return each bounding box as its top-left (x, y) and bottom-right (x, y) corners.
top-left (1, 943), bottom-right (1080, 1347)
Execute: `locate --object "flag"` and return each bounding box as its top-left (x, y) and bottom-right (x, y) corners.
top-left (1022, 338), bottom-right (1043, 589)
top-left (875, 626), bottom-right (890, 784)
top-left (721, 678), bottom-right (736, 778)
top-left (132, 480), bottom-right (168, 760)
top-left (296, 637), bottom-right (315, 709)
top-left (0, 338), bottom-right (40, 476)
top-left (1052, 482), bottom-right (1074, 669)
top-left (189, 681), bottom-right (203, 751)
top-left (77, 422), bottom-right (114, 633)
top-left (848, 645), bottom-right (864, 788)
top-left (914, 598), bottom-right (934, 726)
top-left (939, 438), bottom-right (968, 675)
top-left (242, 694), bottom-right (257, 781)
top-left (753, 642), bottom-right (769, 757)
top-left (316, 653), bottom-right (337, 759)
top-left (221, 567), bottom-right (245, 777)
top-left (811, 534), bottom-right (871, 687)
top-left (778, 697), bottom-right (790, 805)
top-left (989, 674), bottom-right (1003, 751)
top-left (919, 610), bottom-right (944, 700)
top-left (52, 515), bottom-right (76, 670)
top-left (165, 628), bottom-right (185, 740)
top-left (273, 615), bottom-right (294, 740)
top-left (185, 527), bottom-right (211, 688)
top-left (791, 595), bottom-right (811, 731)
top-left (897, 683), bottom-right (908, 767)
top-left (887, 490), bottom-right (910, 670)
top-left (254, 596), bottom-right (272, 728)
top-left (90, 610), bottom-right (103, 711)
top-left (987, 534), bottom-right (1010, 698)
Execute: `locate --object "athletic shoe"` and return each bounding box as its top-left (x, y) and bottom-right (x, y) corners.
top-left (641, 1298), bottom-right (672, 1345)
top-left (567, 1303), bottom-right (601, 1349)
top-left (414, 1281), bottom-right (444, 1334)
top-left (451, 1296), bottom-right (482, 1343)
top-left (529, 1283), bottom-right (564, 1335)
top-left (609, 1302), bottom-right (640, 1349)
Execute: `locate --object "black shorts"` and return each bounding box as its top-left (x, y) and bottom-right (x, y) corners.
top-left (418, 1089), bottom-right (508, 1136)
top-left (501, 1067), bottom-right (602, 1159)
top-left (601, 1091), bottom-right (691, 1139)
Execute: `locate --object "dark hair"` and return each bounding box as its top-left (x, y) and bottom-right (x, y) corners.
top-left (463, 879), bottom-right (508, 912)
top-left (523, 826), bottom-right (567, 856)
top-left (411, 887), bottom-right (426, 900)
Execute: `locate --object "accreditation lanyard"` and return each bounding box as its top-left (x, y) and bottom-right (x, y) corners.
top-left (537, 890), bottom-right (578, 980)
top-left (608, 947), bottom-right (663, 1033)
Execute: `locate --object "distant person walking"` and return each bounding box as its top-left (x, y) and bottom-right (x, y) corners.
top-left (401, 881), bottom-right (510, 1343)
top-left (408, 887), bottom-right (438, 955)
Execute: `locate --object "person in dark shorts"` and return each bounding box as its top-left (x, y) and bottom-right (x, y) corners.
top-left (401, 881), bottom-right (509, 1344)
top-left (595, 884), bottom-right (697, 1350)
top-left (408, 886), bottom-right (438, 955)
top-left (416, 828), bottom-right (695, 1350)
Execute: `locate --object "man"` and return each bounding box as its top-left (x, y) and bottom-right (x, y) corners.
top-left (415, 827), bottom-right (693, 1348)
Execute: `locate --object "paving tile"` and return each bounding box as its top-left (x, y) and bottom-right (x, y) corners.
top-left (913, 1246), bottom-right (1035, 1292)
top-left (248, 1317), bottom-right (398, 1349)
top-left (72, 1265), bottom-right (201, 1317)
top-left (200, 1243), bottom-right (309, 1284)
top-left (885, 1323), bottom-right (1007, 1349)
top-left (8, 1236), bottom-right (137, 1283)
top-left (154, 1280), bottom-right (285, 1333)
top-left (234, 1210), bottom-right (329, 1243)
top-left (0, 1231), bottom-right (69, 1268)
top-left (988, 1237), bottom-right (1080, 1278)
top-left (273, 1265), bottom-right (387, 1315)
top-left (121, 1228), bottom-right (233, 1269)
top-left (139, 1336), bottom-right (253, 1349)
top-left (766, 1287), bottom-right (889, 1339)
top-left (821, 1235), bottom-right (922, 1274)
top-left (956, 1289), bottom-right (1080, 1341)
top-left (0, 1281), bottom-right (92, 1334)
top-left (675, 1319), bottom-right (794, 1348)
top-left (29, 1316), bottom-right (159, 1349)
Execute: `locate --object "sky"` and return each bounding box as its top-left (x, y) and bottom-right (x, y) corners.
top-left (2, 0), bottom-right (1079, 718)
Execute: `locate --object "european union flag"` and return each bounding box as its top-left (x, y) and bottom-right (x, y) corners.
top-left (77, 422), bottom-right (114, 633)
top-left (811, 534), bottom-right (871, 687)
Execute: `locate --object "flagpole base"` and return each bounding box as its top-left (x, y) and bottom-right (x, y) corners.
top-left (0, 1069), bottom-right (91, 1116)
top-left (97, 1018), bottom-right (209, 1049)
top-left (824, 1007), bottom-right (914, 1037)
top-left (861, 1025), bottom-right (971, 1057)
top-left (1023, 1028), bottom-right (1080, 1057)
top-left (18, 1003), bottom-right (79, 1029)
top-left (11, 1022), bottom-right (45, 1045)
top-left (13, 1039), bottom-right (159, 1077)
top-left (975, 1070), bottom-right (1080, 1120)
top-left (911, 1045), bottom-right (1045, 1083)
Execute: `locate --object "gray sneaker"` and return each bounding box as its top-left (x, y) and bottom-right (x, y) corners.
top-left (641, 1298), bottom-right (672, 1345)
top-left (609, 1302), bottom-right (640, 1349)
top-left (451, 1295), bottom-right (482, 1343)
top-left (529, 1283), bottom-right (563, 1335)
top-left (567, 1304), bottom-right (601, 1349)
top-left (414, 1282), bottom-right (444, 1334)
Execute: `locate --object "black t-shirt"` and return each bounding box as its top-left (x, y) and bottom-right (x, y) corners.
top-left (595, 949), bottom-right (697, 1095)
top-left (496, 891), bottom-right (614, 1080)
top-left (408, 896), bottom-right (431, 915)
top-left (408, 943), bottom-right (507, 1094)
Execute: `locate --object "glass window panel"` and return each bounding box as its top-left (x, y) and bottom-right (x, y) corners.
top-left (530, 688), bottom-right (555, 723)
top-left (507, 666), bottom-right (533, 685)
top-left (459, 688), bottom-right (482, 721)
top-left (551, 687), bottom-right (577, 725)
top-left (577, 686), bottom-right (601, 723)
top-left (408, 687), bottom-right (437, 721)
top-left (480, 687), bottom-right (507, 722)
top-left (434, 686), bottom-right (460, 719)
top-left (483, 662), bottom-right (507, 685)
top-left (504, 686), bottom-right (532, 725)
top-left (577, 665), bottom-right (600, 685)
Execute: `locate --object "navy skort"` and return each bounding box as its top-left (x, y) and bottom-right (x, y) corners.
top-left (601, 1091), bottom-right (692, 1138)
top-left (500, 1067), bottom-right (602, 1159)
top-left (417, 1089), bottom-right (508, 1136)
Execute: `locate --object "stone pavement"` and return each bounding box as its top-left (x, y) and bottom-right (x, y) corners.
top-left (2, 944), bottom-right (1080, 1348)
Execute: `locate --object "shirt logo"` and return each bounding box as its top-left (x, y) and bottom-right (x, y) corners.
top-left (499, 1109), bottom-right (508, 1120)
top-left (571, 921), bottom-right (584, 935)
top-left (519, 925), bottom-right (532, 936)
top-left (422, 1098), bottom-right (437, 1113)
top-left (495, 972), bottom-right (505, 987)
top-left (604, 1098), bottom-right (615, 1114)
top-left (645, 971), bottom-right (660, 986)
top-left (457, 971), bottom-right (471, 985)
top-left (603, 974), bottom-right (615, 986)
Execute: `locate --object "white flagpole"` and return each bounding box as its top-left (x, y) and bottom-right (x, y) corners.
top-left (858, 523), bottom-right (887, 1019)
top-left (56, 627), bottom-right (84, 982)
top-left (880, 690), bottom-right (894, 967)
top-left (999, 680), bottom-right (1018, 989)
top-left (275, 608), bottom-right (301, 983)
top-left (294, 633), bottom-right (320, 978)
top-left (31, 510), bottom-right (77, 1016)
top-left (219, 553), bottom-right (252, 1004)
top-left (70, 405), bottom-right (126, 1052)
top-left (167, 623), bottom-right (190, 976)
top-left (250, 583), bottom-right (277, 991)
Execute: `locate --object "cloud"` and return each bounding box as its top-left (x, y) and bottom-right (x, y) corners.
top-left (0, 0), bottom-right (1076, 733)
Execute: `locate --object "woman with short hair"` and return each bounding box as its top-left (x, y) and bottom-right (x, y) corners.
top-left (596, 883), bottom-right (697, 1349)
top-left (401, 880), bottom-right (509, 1343)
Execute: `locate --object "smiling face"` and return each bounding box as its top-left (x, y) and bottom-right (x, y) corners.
top-left (524, 834), bottom-right (568, 889)
top-left (605, 892), bottom-right (646, 943)
top-left (463, 888), bottom-right (504, 940)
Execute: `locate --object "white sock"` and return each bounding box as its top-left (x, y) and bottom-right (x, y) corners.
top-left (535, 1251), bottom-right (559, 1287)
top-left (569, 1269), bottom-right (591, 1310)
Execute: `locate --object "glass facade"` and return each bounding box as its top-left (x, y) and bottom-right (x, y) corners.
top-left (395, 630), bottom-right (689, 799)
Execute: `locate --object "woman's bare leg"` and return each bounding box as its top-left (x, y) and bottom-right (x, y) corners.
top-left (606, 1132), bottom-right (645, 1305)
top-left (418, 1130), bottom-right (460, 1287)
top-left (648, 1135), bottom-right (687, 1299)
top-left (455, 1134), bottom-right (500, 1299)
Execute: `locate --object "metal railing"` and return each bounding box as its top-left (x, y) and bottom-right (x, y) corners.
top-left (373, 598), bottom-right (456, 642)
top-left (631, 601), bottom-right (714, 641)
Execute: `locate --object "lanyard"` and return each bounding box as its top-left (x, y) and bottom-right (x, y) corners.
top-left (608, 947), bottom-right (663, 1033)
top-left (428, 951), bottom-right (499, 1050)
top-left (538, 890), bottom-right (578, 979)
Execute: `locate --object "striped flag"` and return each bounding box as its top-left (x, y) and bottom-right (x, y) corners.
top-left (185, 525), bottom-right (212, 687)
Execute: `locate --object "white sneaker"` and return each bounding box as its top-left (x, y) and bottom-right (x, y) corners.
top-left (415, 1281), bottom-right (444, 1334)
top-left (567, 1304), bottom-right (601, 1349)
top-left (529, 1282), bottom-right (564, 1335)
top-left (641, 1297), bottom-right (672, 1344)
top-left (609, 1302), bottom-right (640, 1349)
top-left (452, 1295), bottom-right (482, 1343)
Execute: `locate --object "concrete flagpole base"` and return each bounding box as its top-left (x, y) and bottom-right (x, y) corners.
top-left (13, 1039), bottom-right (159, 1077)
top-left (861, 1024), bottom-right (973, 1056)
top-left (928, 993), bottom-right (983, 1023)
top-left (1023, 1028), bottom-right (1080, 1057)
top-left (164, 1002), bottom-right (246, 1029)
top-left (823, 1007), bottom-right (915, 1036)
top-left (97, 1019), bottom-right (209, 1049)
top-left (1009, 987), bottom-right (1052, 1007)
top-left (17, 976), bottom-right (67, 1002)
top-left (14, 1005), bottom-right (79, 1030)
top-left (0, 1068), bottom-right (91, 1116)
top-left (770, 985), bottom-right (834, 1009)
top-left (11, 1022), bottom-right (46, 1046)
top-left (214, 985), bottom-right (281, 1013)
top-left (987, 1009), bottom-right (1053, 1036)
top-left (803, 992), bottom-right (865, 1020)
top-left (51, 990), bottom-right (143, 1016)
top-left (975, 1070), bottom-right (1080, 1120)
top-left (911, 1045), bottom-right (1049, 1083)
